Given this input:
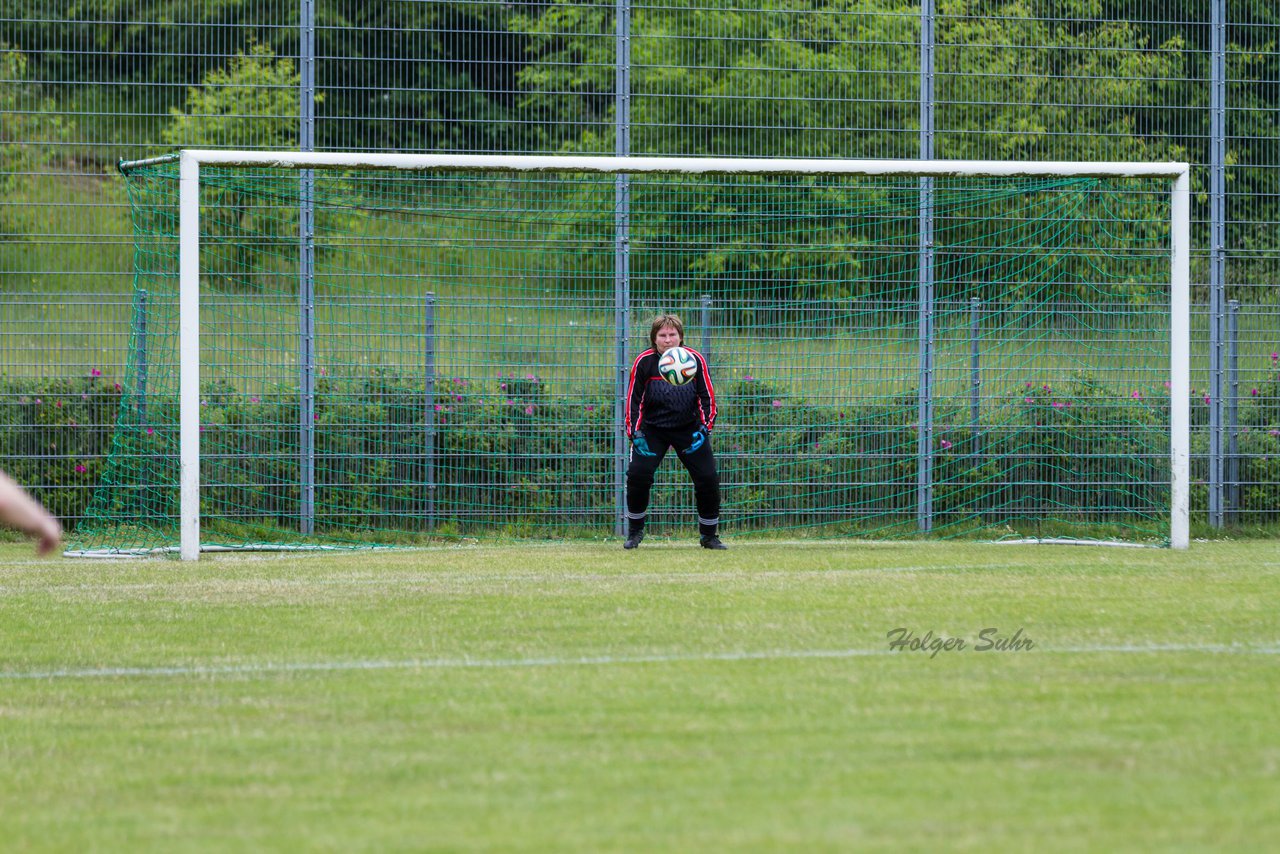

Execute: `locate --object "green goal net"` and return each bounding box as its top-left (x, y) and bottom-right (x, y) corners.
top-left (71, 156), bottom-right (1183, 555)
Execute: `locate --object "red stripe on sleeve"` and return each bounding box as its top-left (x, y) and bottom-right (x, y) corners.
top-left (624, 349), bottom-right (654, 435)
top-left (687, 347), bottom-right (717, 430)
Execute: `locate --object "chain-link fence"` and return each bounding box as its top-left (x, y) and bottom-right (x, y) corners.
top-left (2, 2), bottom-right (1278, 533)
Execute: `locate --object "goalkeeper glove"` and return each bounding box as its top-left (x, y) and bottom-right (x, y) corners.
top-left (683, 427), bottom-right (708, 454)
top-left (631, 433), bottom-right (657, 457)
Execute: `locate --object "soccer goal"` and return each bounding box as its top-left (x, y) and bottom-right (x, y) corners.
top-left (72, 152), bottom-right (1189, 559)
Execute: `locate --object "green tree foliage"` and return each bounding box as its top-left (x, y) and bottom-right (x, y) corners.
top-left (7, 1), bottom-right (534, 154)
top-left (162, 42), bottom-right (305, 149)
top-left (937, 0), bottom-right (1188, 162)
top-left (510, 0), bottom-right (1199, 305)
top-left (316, 4), bottom-right (537, 153)
top-left (509, 1), bottom-right (923, 306)
top-left (4, 0), bottom-right (292, 87)
top-left (512, 0), bottom-right (918, 158)
top-left (161, 43), bottom-right (309, 290)
top-left (1220, 4), bottom-right (1280, 289)
top-left (0, 45), bottom-right (75, 238)
top-left (7, 0), bottom-right (1279, 301)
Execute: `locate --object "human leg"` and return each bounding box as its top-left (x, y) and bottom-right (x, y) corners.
top-left (624, 432), bottom-right (669, 546)
top-left (675, 432), bottom-right (722, 544)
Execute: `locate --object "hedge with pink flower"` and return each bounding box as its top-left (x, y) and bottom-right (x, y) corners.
top-left (11, 356), bottom-right (1280, 535)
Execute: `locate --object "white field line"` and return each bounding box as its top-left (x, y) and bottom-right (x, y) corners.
top-left (0, 564), bottom-right (1029, 595)
top-left (2, 643), bottom-right (1277, 682)
top-left (49, 537), bottom-right (1169, 562)
top-left (3, 563), bottom-right (1279, 596)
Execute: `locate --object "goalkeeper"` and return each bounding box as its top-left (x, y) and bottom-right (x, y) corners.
top-left (623, 314), bottom-right (725, 550)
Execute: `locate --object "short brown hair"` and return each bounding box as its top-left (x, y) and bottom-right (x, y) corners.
top-left (649, 313), bottom-right (685, 351)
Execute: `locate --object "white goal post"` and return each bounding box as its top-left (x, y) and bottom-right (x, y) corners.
top-left (124, 150), bottom-right (1191, 559)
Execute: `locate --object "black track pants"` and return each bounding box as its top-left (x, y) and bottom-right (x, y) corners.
top-left (625, 424), bottom-right (720, 536)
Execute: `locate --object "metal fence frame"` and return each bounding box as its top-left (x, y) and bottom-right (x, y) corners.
top-left (1, 2), bottom-right (1277, 532)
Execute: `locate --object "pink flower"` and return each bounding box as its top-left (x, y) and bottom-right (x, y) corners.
top-left (455, 394), bottom-right (463, 402)
top-left (1252, 388), bottom-right (1259, 397)
top-left (113, 382), bottom-right (121, 392)
top-left (524, 405), bottom-right (534, 415)
top-left (250, 396), bottom-right (260, 404)
top-left (1052, 401), bottom-right (1065, 409)
top-left (1024, 397), bottom-right (1033, 404)
top-left (434, 404), bottom-right (442, 411)
top-left (1272, 352), bottom-right (1278, 363)
top-left (81, 393), bottom-right (88, 400)
top-left (146, 427), bottom-right (154, 435)
top-left (744, 375), bottom-right (754, 382)
top-left (75, 464), bottom-right (87, 473)
top-left (1025, 381), bottom-right (1033, 388)
top-left (1131, 391), bottom-right (1141, 399)
top-left (1164, 381), bottom-right (1171, 389)
top-left (1204, 395), bottom-right (1211, 405)
top-left (939, 439), bottom-right (952, 450)
top-left (68, 420), bottom-right (78, 428)
top-left (34, 398), bottom-right (42, 406)
top-left (90, 368), bottom-right (102, 378)
top-left (1043, 384), bottom-right (1051, 392)
top-left (55, 400), bottom-right (62, 408)
top-left (586, 405), bottom-right (595, 412)
top-left (771, 400), bottom-right (782, 408)
top-left (499, 383), bottom-right (507, 390)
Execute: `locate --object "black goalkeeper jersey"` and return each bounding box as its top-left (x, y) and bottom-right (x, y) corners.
top-left (624, 347), bottom-right (718, 437)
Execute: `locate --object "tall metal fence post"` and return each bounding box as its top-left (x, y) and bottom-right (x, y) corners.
top-left (970, 297), bottom-right (980, 458)
top-left (917, 0), bottom-right (937, 532)
top-left (1227, 299), bottom-right (1240, 524)
top-left (134, 289), bottom-right (149, 422)
top-left (1208, 0), bottom-right (1226, 528)
top-left (700, 294), bottom-right (711, 358)
top-left (424, 293), bottom-right (436, 528)
top-left (298, 0), bottom-right (318, 536)
top-left (613, 0), bottom-right (632, 537)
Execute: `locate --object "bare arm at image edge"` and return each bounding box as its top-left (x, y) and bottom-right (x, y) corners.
top-left (0, 470), bottom-right (63, 556)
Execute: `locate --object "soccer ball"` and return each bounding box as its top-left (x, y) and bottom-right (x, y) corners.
top-left (658, 346), bottom-right (698, 386)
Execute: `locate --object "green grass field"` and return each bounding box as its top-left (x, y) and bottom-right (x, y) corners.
top-left (1, 540), bottom-right (1277, 851)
